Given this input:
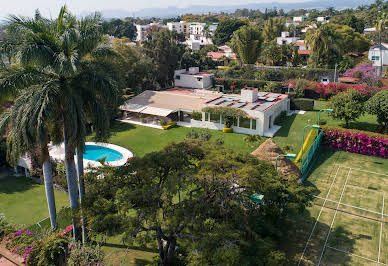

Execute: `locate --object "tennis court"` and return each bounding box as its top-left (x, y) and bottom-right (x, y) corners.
top-left (296, 150), bottom-right (388, 265)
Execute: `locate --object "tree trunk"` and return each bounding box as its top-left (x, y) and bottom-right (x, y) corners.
top-left (41, 146), bottom-right (57, 230)
top-left (76, 148), bottom-right (87, 244)
top-left (63, 120), bottom-right (80, 241)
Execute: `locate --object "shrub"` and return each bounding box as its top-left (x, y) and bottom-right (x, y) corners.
top-left (321, 126), bottom-right (388, 158)
top-left (191, 112), bottom-right (202, 121)
top-left (330, 90), bottom-right (365, 127)
top-left (290, 98), bottom-right (314, 111)
top-left (365, 90), bottom-right (388, 132)
top-left (67, 240), bottom-right (104, 266)
top-left (186, 130), bottom-right (199, 139)
top-left (263, 81), bottom-right (283, 93)
top-left (199, 129), bottom-right (212, 141)
top-left (215, 138), bottom-right (225, 145)
top-left (160, 120), bottom-right (168, 126)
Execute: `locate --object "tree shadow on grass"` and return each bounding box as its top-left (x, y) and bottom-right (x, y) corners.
top-left (134, 258), bottom-right (153, 266)
top-left (0, 176), bottom-right (36, 194)
top-left (110, 121), bottom-right (136, 133)
top-left (274, 114), bottom-right (297, 137)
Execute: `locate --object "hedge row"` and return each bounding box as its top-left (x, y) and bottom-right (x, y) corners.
top-left (321, 126), bottom-right (388, 158)
top-left (215, 78), bottom-right (282, 92)
top-left (290, 98), bottom-right (314, 111)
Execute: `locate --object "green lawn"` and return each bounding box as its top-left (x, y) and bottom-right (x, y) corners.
top-left (0, 176), bottom-right (69, 225)
top-left (92, 122), bottom-right (260, 157)
top-left (273, 101), bottom-right (380, 154)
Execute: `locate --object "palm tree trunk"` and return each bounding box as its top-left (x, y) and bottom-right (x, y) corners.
top-left (41, 145), bottom-right (57, 230)
top-left (76, 147), bottom-right (87, 244)
top-left (63, 120), bottom-right (80, 241)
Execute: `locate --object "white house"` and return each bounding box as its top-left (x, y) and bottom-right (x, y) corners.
top-left (316, 16), bottom-right (330, 22)
top-left (135, 23), bottom-right (167, 42)
top-left (119, 87), bottom-right (289, 137)
top-left (174, 67), bottom-right (214, 89)
top-left (185, 35), bottom-right (213, 50)
top-left (189, 23), bottom-right (206, 35)
top-left (167, 22), bottom-right (183, 33)
top-left (368, 43), bottom-right (388, 74)
top-left (276, 32), bottom-right (298, 45)
top-left (293, 16), bottom-right (307, 22)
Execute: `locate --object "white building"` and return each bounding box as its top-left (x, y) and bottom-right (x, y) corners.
top-left (185, 35), bottom-right (213, 50)
top-left (293, 16), bottom-right (307, 22)
top-left (135, 23), bottom-right (167, 42)
top-left (167, 22), bottom-right (183, 33)
top-left (174, 67), bottom-right (214, 89)
top-left (316, 16), bottom-right (330, 22)
top-left (120, 86), bottom-right (289, 136)
top-left (276, 32), bottom-right (298, 45)
top-left (189, 23), bottom-right (206, 35)
top-left (368, 43), bottom-right (388, 74)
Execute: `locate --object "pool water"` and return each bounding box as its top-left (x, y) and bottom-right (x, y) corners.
top-left (83, 145), bottom-right (123, 162)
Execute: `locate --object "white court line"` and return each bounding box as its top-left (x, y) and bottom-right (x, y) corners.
top-left (317, 168), bottom-right (351, 266)
top-left (313, 195), bottom-right (388, 218)
top-left (297, 165), bottom-right (341, 266)
top-left (327, 246), bottom-right (388, 266)
top-left (379, 195), bottom-right (385, 263)
top-left (340, 166), bottom-right (388, 177)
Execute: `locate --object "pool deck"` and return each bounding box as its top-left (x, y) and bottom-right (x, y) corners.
top-left (49, 142), bottom-right (133, 168)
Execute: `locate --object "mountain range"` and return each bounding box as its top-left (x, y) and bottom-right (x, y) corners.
top-left (98, 0), bottom-right (375, 19)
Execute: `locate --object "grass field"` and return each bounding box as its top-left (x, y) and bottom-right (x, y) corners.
top-left (286, 149), bottom-right (388, 265)
top-left (0, 176), bottom-right (69, 225)
top-left (91, 121), bottom-right (261, 158)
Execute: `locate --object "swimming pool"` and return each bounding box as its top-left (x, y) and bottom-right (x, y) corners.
top-left (83, 145), bottom-right (123, 162)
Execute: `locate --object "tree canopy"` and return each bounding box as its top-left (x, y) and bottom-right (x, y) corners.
top-left (366, 89), bottom-right (388, 131)
top-left (330, 89), bottom-right (365, 127)
top-left (212, 19), bottom-right (248, 45)
top-left (230, 25), bottom-right (263, 64)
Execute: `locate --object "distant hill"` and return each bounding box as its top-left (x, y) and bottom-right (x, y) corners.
top-left (99, 0), bottom-right (375, 19)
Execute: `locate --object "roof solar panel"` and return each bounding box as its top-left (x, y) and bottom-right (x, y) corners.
top-left (243, 103), bottom-right (260, 110)
top-left (232, 102), bottom-right (246, 108)
top-left (257, 92), bottom-right (268, 97)
top-left (267, 93), bottom-right (281, 98)
top-left (256, 102), bottom-right (274, 111)
top-left (266, 97), bottom-right (276, 102)
top-left (258, 96), bottom-right (267, 100)
top-left (208, 98), bottom-right (225, 105)
top-left (219, 101), bottom-right (233, 107)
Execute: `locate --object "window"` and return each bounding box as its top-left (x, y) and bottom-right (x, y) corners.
top-left (205, 112), bottom-right (209, 121)
top-left (239, 117), bottom-right (250, 129)
top-left (197, 77), bottom-right (203, 82)
top-left (372, 56), bottom-right (380, 61)
top-left (175, 75), bottom-right (180, 80)
top-left (210, 113), bottom-right (220, 123)
top-left (252, 119), bottom-right (257, 130)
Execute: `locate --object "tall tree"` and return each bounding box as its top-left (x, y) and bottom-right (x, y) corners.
top-left (143, 29), bottom-right (186, 87)
top-left (262, 17), bottom-right (285, 42)
top-left (102, 19), bottom-right (136, 40)
top-left (343, 15), bottom-right (365, 33)
top-left (330, 89), bottom-right (365, 127)
top-left (212, 19), bottom-right (248, 45)
top-left (375, 12), bottom-right (388, 76)
top-left (230, 25), bottom-right (263, 64)
top-left (305, 24), bottom-right (343, 68)
top-left (1, 6), bottom-right (121, 240)
top-left (366, 89), bottom-right (388, 132)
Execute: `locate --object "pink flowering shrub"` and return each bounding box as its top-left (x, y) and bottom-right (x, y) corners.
top-left (343, 64), bottom-right (376, 80)
top-left (315, 83), bottom-right (384, 97)
top-left (321, 126), bottom-right (388, 158)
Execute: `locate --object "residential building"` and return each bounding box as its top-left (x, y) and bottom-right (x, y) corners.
top-left (167, 22), bottom-right (183, 33)
top-left (368, 43), bottom-right (388, 74)
top-left (189, 23), bottom-right (206, 35)
top-left (293, 16), bottom-right (307, 22)
top-left (207, 45), bottom-right (237, 61)
top-left (301, 24), bottom-right (317, 33)
top-left (364, 27), bottom-right (376, 33)
top-left (185, 34), bottom-right (213, 50)
top-left (119, 86), bottom-right (290, 136)
top-left (135, 23), bottom-right (167, 42)
top-left (174, 67), bottom-right (214, 89)
top-left (316, 16), bottom-right (330, 22)
top-left (276, 32), bottom-right (298, 45)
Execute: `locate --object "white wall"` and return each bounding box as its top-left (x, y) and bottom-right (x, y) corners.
top-left (174, 74), bottom-right (214, 89)
top-left (368, 48), bottom-right (388, 67)
top-left (277, 37), bottom-right (298, 45)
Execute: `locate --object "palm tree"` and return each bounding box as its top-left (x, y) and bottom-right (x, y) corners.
top-left (375, 12), bottom-right (388, 76)
top-left (0, 85), bottom-right (62, 229)
top-left (1, 7), bottom-right (121, 240)
top-left (305, 24), bottom-right (342, 68)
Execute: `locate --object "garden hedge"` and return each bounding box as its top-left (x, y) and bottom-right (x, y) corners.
top-left (290, 98), bottom-right (314, 111)
top-left (321, 126), bottom-right (388, 158)
top-left (215, 78), bottom-right (282, 93)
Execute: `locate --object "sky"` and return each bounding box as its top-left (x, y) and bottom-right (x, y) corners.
top-left (0, 0), bottom-right (308, 18)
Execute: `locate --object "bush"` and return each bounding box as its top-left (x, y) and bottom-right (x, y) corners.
top-left (186, 130), bottom-right (199, 139)
top-left (191, 112), bottom-right (202, 121)
top-left (290, 98), bottom-right (314, 111)
top-left (199, 129), bottom-right (212, 141)
top-left (321, 126), bottom-right (388, 158)
top-left (160, 120), bottom-right (168, 126)
top-left (215, 138), bottom-right (225, 145)
top-left (263, 81), bottom-right (283, 93)
top-left (67, 240), bottom-right (104, 266)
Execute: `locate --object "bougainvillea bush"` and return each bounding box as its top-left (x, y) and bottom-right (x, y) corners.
top-left (315, 83), bottom-right (384, 98)
top-left (321, 126), bottom-right (388, 158)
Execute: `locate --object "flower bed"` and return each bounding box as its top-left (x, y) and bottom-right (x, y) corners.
top-left (321, 126), bottom-right (388, 158)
